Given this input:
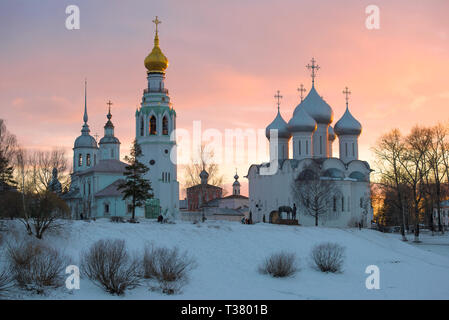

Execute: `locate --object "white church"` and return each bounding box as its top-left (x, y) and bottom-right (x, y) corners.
top-left (64, 17), bottom-right (179, 219)
top-left (247, 59), bottom-right (373, 227)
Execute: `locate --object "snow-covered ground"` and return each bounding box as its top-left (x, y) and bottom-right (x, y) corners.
top-left (2, 219), bottom-right (449, 300)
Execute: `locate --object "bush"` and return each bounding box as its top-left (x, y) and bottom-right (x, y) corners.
top-left (311, 242), bottom-right (345, 273)
top-left (258, 252), bottom-right (298, 278)
top-left (143, 245), bottom-right (196, 294)
top-left (81, 239), bottom-right (141, 295)
top-left (0, 263), bottom-right (13, 296)
top-left (7, 241), bottom-right (70, 293)
top-left (110, 216), bottom-right (125, 223)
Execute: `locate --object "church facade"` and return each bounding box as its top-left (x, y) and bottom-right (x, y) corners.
top-left (247, 59), bottom-right (373, 227)
top-left (64, 18), bottom-right (179, 219)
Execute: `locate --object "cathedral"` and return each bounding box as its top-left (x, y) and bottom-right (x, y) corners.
top-left (64, 17), bottom-right (179, 219)
top-left (247, 59), bottom-right (373, 227)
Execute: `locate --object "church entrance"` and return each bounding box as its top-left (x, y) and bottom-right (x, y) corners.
top-left (145, 198), bottom-right (160, 219)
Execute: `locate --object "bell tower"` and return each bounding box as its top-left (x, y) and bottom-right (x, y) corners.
top-left (135, 17), bottom-right (179, 216)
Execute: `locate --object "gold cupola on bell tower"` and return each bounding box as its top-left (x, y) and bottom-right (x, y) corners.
top-left (144, 16), bottom-right (169, 74)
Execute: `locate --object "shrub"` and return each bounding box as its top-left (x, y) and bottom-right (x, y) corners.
top-left (258, 252), bottom-right (298, 278)
top-left (110, 216), bottom-right (125, 223)
top-left (7, 241), bottom-right (70, 293)
top-left (80, 239), bottom-right (141, 295)
top-left (143, 245), bottom-right (196, 294)
top-left (0, 263), bottom-right (13, 296)
top-left (310, 242), bottom-right (345, 273)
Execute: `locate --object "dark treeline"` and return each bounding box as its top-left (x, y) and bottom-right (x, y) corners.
top-left (372, 123), bottom-right (449, 242)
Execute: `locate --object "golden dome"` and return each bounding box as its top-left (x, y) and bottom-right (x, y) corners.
top-left (144, 17), bottom-right (169, 73)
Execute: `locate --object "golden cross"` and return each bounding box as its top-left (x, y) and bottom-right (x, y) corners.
top-left (342, 86), bottom-right (351, 105)
top-left (153, 16), bottom-right (161, 34)
top-left (274, 90), bottom-right (282, 112)
top-left (106, 100), bottom-right (113, 108)
top-left (297, 84), bottom-right (306, 102)
top-left (306, 58), bottom-right (320, 85)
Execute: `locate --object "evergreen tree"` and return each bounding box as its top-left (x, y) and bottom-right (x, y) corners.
top-left (117, 140), bottom-right (153, 221)
top-left (0, 150), bottom-right (16, 188)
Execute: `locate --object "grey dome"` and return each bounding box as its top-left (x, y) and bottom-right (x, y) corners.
top-left (99, 136), bottom-right (120, 144)
top-left (294, 86), bottom-right (333, 124)
top-left (287, 106), bottom-right (317, 133)
top-left (266, 111), bottom-right (291, 139)
top-left (328, 125), bottom-right (336, 141)
top-left (74, 134), bottom-right (98, 148)
top-left (334, 107), bottom-right (362, 136)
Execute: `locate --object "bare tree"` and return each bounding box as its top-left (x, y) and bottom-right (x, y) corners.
top-left (399, 126), bottom-right (432, 242)
top-left (291, 164), bottom-right (338, 226)
top-left (28, 149), bottom-right (68, 193)
top-left (372, 129), bottom-right (408, 241)
top-left (183, 143), bottom-right (224, 189)
top-left (0, 119), bottom-right (17, 187)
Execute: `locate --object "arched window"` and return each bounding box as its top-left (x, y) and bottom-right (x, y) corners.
top-left (78, 154), bottom-right (83, 167)
top-left (94, 154), bottom-right (96, 165)
top-left (352, 143), bottom-right (355, 156)
top-left (162, 116), bottom-right (168, 135)
top-left (345, 143), bottom-right (348, 157)
top-left (306, 140), bottom-right (309, 154)
top-left (298, 140), bottom-right (301, 155)
top-left (342, 196), bottom-right (345, 212)
top-left (140, 117), bottom-right (144, 136)
top-left (333, 196), bottom-right (337, 212)
top-left (149, 115), bottom-right (157, 135)
top-left (86, 154), bottom-right (91, 167)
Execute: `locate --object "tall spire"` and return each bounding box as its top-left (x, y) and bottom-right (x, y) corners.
top-left (83, 79), bottom-right (88, 124)
top-left (306, 58), bottom-right (320, 87)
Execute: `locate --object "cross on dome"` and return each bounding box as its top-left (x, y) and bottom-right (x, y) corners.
top-left (343, 86), bottom-right (351, 106)
top-left (306, 58), bottom-right (320, 86)
top-left (153, 16), bottom-right (161, 34)
top-left (106, 100), bottom-right (113, 119)
top-left (274, 90), bottom-right (283, 112)
top-left (297, 84), bottom-right (306, 102)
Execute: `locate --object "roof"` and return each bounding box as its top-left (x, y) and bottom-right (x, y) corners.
top-left (187, 183), bottom-right (222, 191)
top-left (95, 179), bottom-right (126, 198)
top-left (81, 159), bottom-right (127, 175)
top-left (222, 194), bottom-right (249, 200)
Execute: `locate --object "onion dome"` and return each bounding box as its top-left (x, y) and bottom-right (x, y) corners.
top-left (265, 110), bottom-right (291, 140)
top-left (144, 17), bottom-right (169, 73)
top-left (293, 86), bottom-right (333, 124)
top-left (233, 172), bottom-right (240, 186)
top-left (200, 170), bottom-right (209, 184)
top-left (287, 106), bottom-right (317, 133)
top-left (334, 106), bottom-right (362, 136)
top-left (328, 125), bottom-right (336, 141)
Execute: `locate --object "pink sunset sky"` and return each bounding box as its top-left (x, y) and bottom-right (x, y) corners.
top-left (1, 0), bottom-right (448, 196)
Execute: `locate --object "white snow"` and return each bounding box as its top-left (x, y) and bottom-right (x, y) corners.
top-left (2, 219), bottom-right (449, 300)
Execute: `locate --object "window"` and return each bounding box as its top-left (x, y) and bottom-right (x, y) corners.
top-left (360, 197), bottom-right (363, 208)
top-left (127, 204), bottom-right (133, 214)
top-left (162, 172), bottom-right (165, 182)
top-left (111, 149), bottom-right (114, 158)
top-left (345, 143), bottom-right (348, 157)
top-left (342, 197), bottom-right (345, 212)
top-left (94, 154), bottom-right (96, 165)
top-left (86, 154), bottom-right (91, 167)
top-left (88, 182), bottom-right (91, 195)
top-left (320, 136), bottom-right (323, 154)
top-left (78, 154), bottom-right (83, 167)
top-left (149, 115), bottom-right (157, 135)
top-left (104, 204), bottom-right (109, 214)
top-left (168, 173), bottom-right (170, 182)
top-left (299, 140), bottom-right (301, 155)
top-left (352, 143), bottom-right (355, 157)
top-left (140, 117), bottom-right (144, 136)
top-left (306, 140), bottom-right (309, 155)
top-left (333, 196), bottom-right (337, 212)
top-left (162, 116), bottom-right (168, 135)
